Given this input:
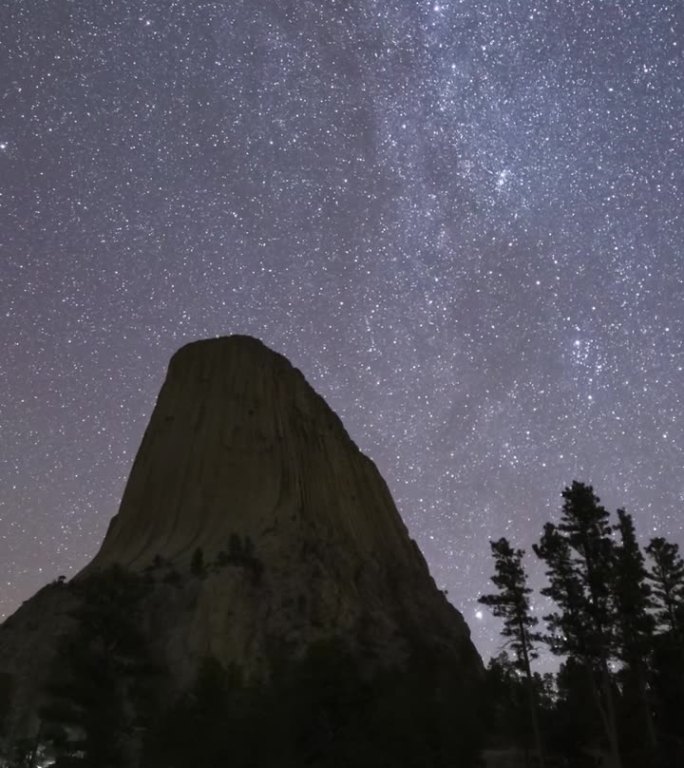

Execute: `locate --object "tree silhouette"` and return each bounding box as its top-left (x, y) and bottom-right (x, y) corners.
top-left (645, 536), bottom-right (684, 638)
top-left (534, 481), bottom-right (622, 768)
top-left (612, 509), bottom-right (658, 763)
top-left (39, 567), bottom-right (157, 767)
top-left (645, 535), bottom-right (684, 764)
top-left (479, 537), bottom-right (545, 768)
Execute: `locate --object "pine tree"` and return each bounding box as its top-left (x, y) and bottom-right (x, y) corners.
top-left (645, 536), bottom-right (684, 764)
top-left (612, 509), bottom-right (657, 760)
top-left (554, 657), bottom-right (605, 759)
top-left (645, 537), bottom-right (684, 637)
top-left (479, 537), bottom-right (546, 767)
top-left (534, 482), bottom-right (622, 768)
top-left (533, 523), bottom-right (587, 658)
top-left (482, 652), bottom-right (530, 751)
top-left (613, 510), bottom-right (653, 658)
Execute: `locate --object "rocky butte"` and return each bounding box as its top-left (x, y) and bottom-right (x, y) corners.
top-left (0, 336), bottom-right (483, 766)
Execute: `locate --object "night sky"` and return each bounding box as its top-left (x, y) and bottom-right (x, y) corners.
top-left (1, 1), bottom-right (682, 664)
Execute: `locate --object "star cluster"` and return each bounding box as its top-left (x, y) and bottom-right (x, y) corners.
top-left (1, 0), bottom-right (682, 663)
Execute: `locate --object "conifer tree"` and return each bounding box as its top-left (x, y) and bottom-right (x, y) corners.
top-left (645, 536), bottom-right (684, 637)
top-left (479, 537), bottom-right (545, 768)
top-left (612, 509), bottom-right (657, 760)
top-left (613, 510), bottom-right (653, 657)
top-left (645, 535), bottom-right (684, 762)
top-left (534, 482), bottom-right (622, 768)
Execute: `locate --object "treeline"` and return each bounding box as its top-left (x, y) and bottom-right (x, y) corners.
top-left (2, 482), bottom-right (680, 768)
top-left (142, 641), bottom-right (482, 768)
top-left (0, 562), bottom-right (483, 768)
top-left (479, 480), bottom-right (684, 768)
top-left (1, 567), bottom-right (160, 768)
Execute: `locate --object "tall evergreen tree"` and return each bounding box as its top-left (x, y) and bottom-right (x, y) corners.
top-left (613, 510), bottom-right (653, 657)
top-left (645, 537), bottom-right (684, 637)
top-left (479, 537), bottom-right (545, 768)
top-left (645, 536), bottom-right (684, 764)
top-left (534, 482), bottom-right (622, 768)
top-left (612, 509), bottom-right (657, 762)
top-left (553, 657), bottom-right (605, 760)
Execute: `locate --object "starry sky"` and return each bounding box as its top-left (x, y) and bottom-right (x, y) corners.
top-left (1, 0), bottom-right (682, 665)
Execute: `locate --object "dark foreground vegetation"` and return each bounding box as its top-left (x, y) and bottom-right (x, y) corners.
top-left (0, 565), bottom-right (482, 767)
top-left (0, 481), bottom-right (681, 768)
top-left (142, 644), bottom-right (482, 768)
top-left (479, 481), bottom-right (684, 768)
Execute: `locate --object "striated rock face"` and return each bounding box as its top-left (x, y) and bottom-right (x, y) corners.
top-left (89, 335), bottom-right (423, 575)
top-left (84, 335), bottom-right (479, 675)
top-left (0, 336), bottom-right (481, 744)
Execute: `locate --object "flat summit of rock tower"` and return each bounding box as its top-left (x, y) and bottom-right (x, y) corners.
top-left (89, 334), bottom-right (417, 574)
top-left (82, 334), bottom-right (478, 669)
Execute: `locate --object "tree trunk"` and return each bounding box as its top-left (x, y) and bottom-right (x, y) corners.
top-left (525, 676), bottom-right (544, 768)
top-left (600, 662), bottom-right (623, 768)
top-left (584, 663), bottom-right (622, 768)
top-left (578, 533), bottom-right (622, 768)
top-left (635, 661), bottom-right (659, 764)
top-left (519, 623), bottom-right (545, 768)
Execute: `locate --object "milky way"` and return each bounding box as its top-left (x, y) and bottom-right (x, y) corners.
top-left (1, 1), bottom-right (682, 664)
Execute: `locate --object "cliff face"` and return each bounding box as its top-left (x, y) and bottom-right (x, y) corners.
top-left (0, 336), bottom-right (481, 745)
top-left (84, 335), bottom-right (479, 674)
top-left (89, 335), bottom-right (422, 576)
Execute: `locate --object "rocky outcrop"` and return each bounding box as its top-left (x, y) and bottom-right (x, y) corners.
top-left (87, 335), bottom-right (424, 575)
top-left (0, 336), bottom-right (482, 747)
top-left (81, 336), bottom-right (479, 675)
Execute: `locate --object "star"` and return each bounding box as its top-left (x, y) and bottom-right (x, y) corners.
top-left (0, 1), bottom-right (681, 674)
